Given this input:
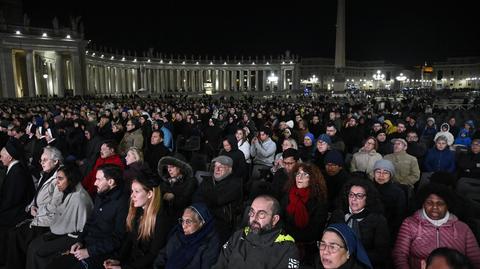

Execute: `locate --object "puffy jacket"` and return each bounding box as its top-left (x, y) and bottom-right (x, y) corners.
top-left (384, 151), bottom-right (420, 187)
top-left (392, 210), bottom-right (480, 269)
top-left (423, 147), bottom-right (456, 173)
top-left (213, 227), bottom-right (299, 269)
top-left (350, 148), bottom-right (382, 177)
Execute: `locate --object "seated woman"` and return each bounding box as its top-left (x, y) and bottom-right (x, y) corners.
top-left (317, 223), bottom-right (373, 269)
top-left (103, 169), bottom-right (168, 269)
top-left (158, 154), bottom-right (197, 230)
top-left (123, 146), bottom-right (150, 191)
top-left (330, 178), bottom-right (391, 268)
top-left (153, 203), bottom-right (220, 269)
top-left (282, 162), bottom-right (328, 265)
top-left (350, 137), bottom-right (382, 178)
top-left (7, 146), bottom-right (63, 269)
top-left (393, 183), bottom-right (480, 269)
top-left (26, 165), bottom-right (94, 269)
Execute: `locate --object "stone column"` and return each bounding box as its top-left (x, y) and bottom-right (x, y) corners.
top-left (255, 70), bottom-right (259, 92)
top-left (25, 50), bottom-right (35, 97)
top-left (71, 52), bottom-right (85, 95)
top-left (278, 68), bottom-right (283, 92)
top-left (199, 69), bottom-right (204, 93)
top-left (0, 48), bottom-right (16, 98)
top-left (263, 70), bottom-right (267, 91)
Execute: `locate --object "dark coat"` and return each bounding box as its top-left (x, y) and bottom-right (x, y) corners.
top-left (0, 162), bottom-right (35, 227)
top-left (324, 169), bottom-right (351, 211)
top-left (330, 211), bottom-right (391, 269)
top-left (457, 151), bottom-right (480, 179)
top-left (78, 186), bottom-right (129, 257)
top-left (423, 147), bottom-right (456, 173)
top-left (153, 225), bottom-right (221, 269)
top-left (144, 143), bottom-right (170, 171)
top-left (375, 180), bottom-right (407, 239)
top-left (281, 194), bottom-right (328, 242)
top-left (116, 209), bottom-right (169, 269)
top-left (212, 227), bottom-right (299, 269)
top-left (193, 173), bottom-right (242, 243)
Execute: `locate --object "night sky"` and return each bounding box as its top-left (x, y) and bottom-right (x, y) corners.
top-left (21, 0), bottom-right (480, 66)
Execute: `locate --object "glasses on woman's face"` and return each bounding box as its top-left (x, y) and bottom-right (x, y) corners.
top-left (248, 208), bottom-right (270, 219)
top-left (317, 241), bottom-right (345, 253)
top-left (178, 218), bottom-right (198, 226)
top-left (295, 171), bottom-right (310, 178)
top-left (348, 192), bottom-right (367, 200)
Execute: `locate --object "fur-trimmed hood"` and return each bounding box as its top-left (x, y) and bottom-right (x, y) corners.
top-left (158, 155), bottom-right (193, 179)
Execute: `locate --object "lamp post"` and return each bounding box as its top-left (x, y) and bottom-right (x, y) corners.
top-left (396, 73), bottom-right (407, 90)
top-left (267, 72), bottom-right (278, 93)
top-left (372, 70), bottom-right (385, 89)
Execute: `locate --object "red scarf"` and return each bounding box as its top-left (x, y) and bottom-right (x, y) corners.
top-left (286, 186), bottom-right (310, 229)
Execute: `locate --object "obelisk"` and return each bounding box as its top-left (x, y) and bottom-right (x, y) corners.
top-left (334, 0), bottom-right (346, 92)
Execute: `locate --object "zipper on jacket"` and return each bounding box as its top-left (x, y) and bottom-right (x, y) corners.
top-left (436, 227), bottom-right (440, 247)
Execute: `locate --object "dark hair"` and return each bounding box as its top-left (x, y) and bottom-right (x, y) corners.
top-left (102, 140), bottom-right (118, 154)
top-left (339, 177), bottom-right (384, 214)
top-left (426, 247), bottom-right (473, 269)
top-left (255, 194), bottom-right (281, 216)
top-left (284, 163), bottom-right (328, 202)
top-left (363, 136), bottom-right (378, 150)
top-left (416, 183), bottom-right (456, 213)
top-left (326, 122), bottom-right (337, 130)
top-left (57, 165), bottom-right (82, 202)
top-left (97, 164), bottom-right (123, 186)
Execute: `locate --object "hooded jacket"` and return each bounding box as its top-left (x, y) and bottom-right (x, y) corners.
top-left (434, 123), bottom-right (455, 146)
top-left (219, 136), bottom-right (247, 180)
top-left (393, 210), bottom-right (480, 269)
top-left (158, 156), bottom-right (196, 224)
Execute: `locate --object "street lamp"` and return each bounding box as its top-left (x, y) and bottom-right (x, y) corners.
top-left (372, 70), bottom-right (385, 89)
top-left (396, 73), bottom-right (407, 89)
top-left (267, 72), bottom-right (278, 92)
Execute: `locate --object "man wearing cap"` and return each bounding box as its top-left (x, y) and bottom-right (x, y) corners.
top-left (0, 140), bottom-right (35, 265)
top-left (372, 159), bottom-right (407, 237)
top-left (250, 127), bottom-right (277, 181)
top-left (193, 155), bottom-right (242, 243)
top-left (213, 195), bottom-right (299, 269)
top-left (384, 138), bottom-right (421, 187)
top-left (323, 150), bottom-right (351, 211)
top-left (47, 164), bottom-right (129, 269)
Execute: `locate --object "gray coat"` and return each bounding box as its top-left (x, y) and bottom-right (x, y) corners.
top-left (28, 169), bottom-right (62, 227)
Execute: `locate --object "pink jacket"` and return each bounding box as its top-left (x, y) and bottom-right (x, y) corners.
top-left (392, 210), bottom-right (480, 269)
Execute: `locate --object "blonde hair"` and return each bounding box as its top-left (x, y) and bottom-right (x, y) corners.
top-left (126, 181), bottom-right (161, 241)
top-left (127, 147), bottom-right (144, 163)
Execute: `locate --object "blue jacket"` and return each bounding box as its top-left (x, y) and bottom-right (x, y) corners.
top-left (423, 148), bottom-right (456, 173)
top-left (161, 126), bottom-right (174, 151)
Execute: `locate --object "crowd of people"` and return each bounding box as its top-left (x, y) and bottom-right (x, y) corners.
top-left (0, 91), bottom-right (479, 269)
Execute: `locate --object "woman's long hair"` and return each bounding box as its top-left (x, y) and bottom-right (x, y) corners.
top-left (126, 180), bottom-right (162, 241)
top-left (284, 162), bottom-right (328, 202)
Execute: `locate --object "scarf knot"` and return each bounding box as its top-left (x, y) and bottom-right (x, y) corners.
top-left (286, 186), bottom-right (310, 229)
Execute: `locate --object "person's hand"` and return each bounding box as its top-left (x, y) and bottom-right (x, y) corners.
top-left (70, 242), bottom-right (83, 253)
top-left (30, 206), bottom-right (38, 217)
top-left (163, 193), bottom-right (175, 201)
top-left (72, 248), bottom-right (89, 260)
top-left (420, 259), bottom-right (426, 269)
top-left (103, 259), bottom-right (121, 269)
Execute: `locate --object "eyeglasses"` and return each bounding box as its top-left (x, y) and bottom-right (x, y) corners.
top-left (317, 241), bottom-right (345, 253)
top-left (295, 171), bottom-right (310, 178)
top-left (374, 170), bottom-right (390, 176)
top-left (178, 218), bottom-right (198, 226)
top-left (248, 208), bottom-right (270, 219)
top-left (348, 192), bottom-right (367, 200)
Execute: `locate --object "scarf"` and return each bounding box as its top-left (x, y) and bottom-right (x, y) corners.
top-left (165, 218), bottom-right (215, 269)
top-left (286, 186), bottom-right (310, 229)
top-left (345, 208), bottom-right (369, 240)
top-left (422, 208), bottom-right (450, 227)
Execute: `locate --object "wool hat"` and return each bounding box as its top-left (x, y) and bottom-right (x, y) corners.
top-left (317, 134), bottom-right (332, 145)
top-left (304, 133), bottom-right (315, 142)
top-left (324, 150), bottom-right (344, 166)
top-left (4, 140), bottom-right (23, 160)
top-left (373, 159), bottom-right (395, 178)
top-left (286, 120), bottom-right (294, 129)
top-left (211, 155), bottom-right (233, 167)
